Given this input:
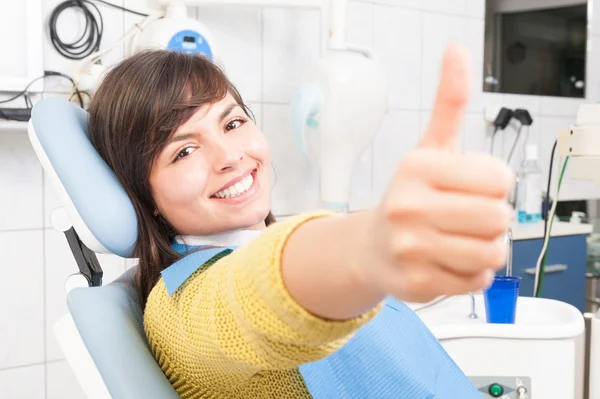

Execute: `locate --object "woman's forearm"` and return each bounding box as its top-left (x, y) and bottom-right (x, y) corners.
top-left (281, 210), bottom-right (385, 321)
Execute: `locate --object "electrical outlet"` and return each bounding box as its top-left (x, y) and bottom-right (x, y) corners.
top-left (484, 105), bottom-right (503, 125)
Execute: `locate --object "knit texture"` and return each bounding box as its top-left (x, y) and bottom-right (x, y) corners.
top-left (144, 212), bottom-right (381, 398)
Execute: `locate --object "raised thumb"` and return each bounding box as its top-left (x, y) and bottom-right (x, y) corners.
top-left (419, 43), bottom-right (471, 151)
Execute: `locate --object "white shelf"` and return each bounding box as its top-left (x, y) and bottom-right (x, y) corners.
top-left (0, 120), bottom-right (28, 132)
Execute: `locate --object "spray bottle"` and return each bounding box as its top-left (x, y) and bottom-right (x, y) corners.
top-left (516, 144), bottom-right (543, 224)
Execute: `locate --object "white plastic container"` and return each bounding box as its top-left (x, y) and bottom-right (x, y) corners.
top-left (589, 311), bottom-right (600, 398)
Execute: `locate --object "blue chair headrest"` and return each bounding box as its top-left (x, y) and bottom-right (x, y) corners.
top-left (29, 98), bottom-right (138, 257)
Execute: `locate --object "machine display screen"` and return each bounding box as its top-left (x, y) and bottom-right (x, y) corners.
top-left (168, 30), bottom-right (213, 58)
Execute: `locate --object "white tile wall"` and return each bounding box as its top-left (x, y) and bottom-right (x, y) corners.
top-left (0, 132), bottom-right (43, 231)
top-left (346, 1), bottom-right (374, 50)
top-left (2, 0), bottom-right (600, 396)
top-left (593, 1), bottom-right (600, 36)
top-left (247, 102), bottom-right (263, 129)
top-left (420, 12), bottom-right (467, 110)
top-left (374, 0), bottom-right (421, 10)
top-left (372, 110), bottom-right (421, 198)
top-left (46, 361), bottom-right (85, 399)
top-left (465, 0), bottom-right (486, 19)
top-left (463, 112), bottom-right (493, 154)
top-left (199, 6), bottom-right (263, 103)
top-left (0, 365), bottom-right (45, 399)
top-left (262, 8), bottom-right (321, 103)
top-left (262, 103), bottom-right (320, 215)
top-left (539, 97), bottom-right (585, 117)
top-left (349, 147), bottom-right (375, 210)
top-left (588, 36), bottom-right (600, 101)
top-left (343, 0), bottom-right (377, 211)
top-left (422, 0), bottom-right (466, 16)
top-left (464, 18), bottom-right (486, 112)
top-left (0, 231), bottom-right (44, 369)
top-left (373, 4), bottom-right (422, 110)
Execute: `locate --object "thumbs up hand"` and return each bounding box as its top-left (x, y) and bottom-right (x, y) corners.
top-left (365, 44), bottom-right (514, 303)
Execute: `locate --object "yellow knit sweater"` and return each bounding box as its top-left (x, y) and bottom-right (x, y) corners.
top-left (144, 212), bottom-right (381, 399)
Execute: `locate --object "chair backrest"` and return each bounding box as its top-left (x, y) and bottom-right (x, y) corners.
top-left (68, 267), bottom-right (180, 398)
top-left (28, 98), bottom-right (179, 398)
top-left (28, 98), bottom-right (138, 256)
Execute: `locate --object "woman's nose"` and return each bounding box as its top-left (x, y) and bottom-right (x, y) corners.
top-left (213, 140), bottom-right (243, 171)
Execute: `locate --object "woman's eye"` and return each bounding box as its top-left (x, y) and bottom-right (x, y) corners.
top-left (225, 118), bottom-right (246, 132)
top-left (174, 147), bottom-right (195, 161)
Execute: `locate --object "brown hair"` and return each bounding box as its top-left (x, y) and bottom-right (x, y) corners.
top-left (88, 50), bottom-right (275, 309)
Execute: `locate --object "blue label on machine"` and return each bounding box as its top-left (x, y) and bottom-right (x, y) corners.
top-left (167, 29), bottom-right (213, 58)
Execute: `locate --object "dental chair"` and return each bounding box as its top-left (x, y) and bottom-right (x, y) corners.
top-left (29, 98), bottom-right (180, 399)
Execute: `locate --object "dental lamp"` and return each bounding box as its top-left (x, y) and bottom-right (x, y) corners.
top-left (290, 3), bottom-right (389, 214)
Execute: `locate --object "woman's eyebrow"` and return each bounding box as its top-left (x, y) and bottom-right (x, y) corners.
top-left (168, 104), bottom-right (242, 145)
top-left (167, 133), bottom-right (196, 146)
top-left (219, 103), bottom-right (241, 122)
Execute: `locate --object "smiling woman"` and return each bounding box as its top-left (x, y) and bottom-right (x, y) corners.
top-left (149, 95), bottom-right (271, 237)
top-left (85, 47), bottom-right (513, 399)
top-left (87, 51), bottom-right (275, 308)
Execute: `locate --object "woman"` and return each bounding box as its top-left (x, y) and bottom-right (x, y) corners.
top-left (88, 45), bottom-right (513, 398)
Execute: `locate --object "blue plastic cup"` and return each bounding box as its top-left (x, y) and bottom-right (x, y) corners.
top-left (483, 276), bottom-right (521, 324)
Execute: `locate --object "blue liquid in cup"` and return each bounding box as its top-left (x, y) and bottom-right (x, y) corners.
top-left (483, 276), bottom-right (521, 324)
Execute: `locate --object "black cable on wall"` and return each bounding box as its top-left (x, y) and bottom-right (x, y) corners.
top-left (48, 0), bottom-right (149, 60)
top-left (48, 0), bottom-right (104, 60)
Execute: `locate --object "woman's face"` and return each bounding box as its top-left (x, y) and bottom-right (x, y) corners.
top-left (150, 93), bottom-right (271, 236)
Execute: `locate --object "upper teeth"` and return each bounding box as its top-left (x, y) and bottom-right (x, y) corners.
top-left (214, 174), bottom-right (254, 198)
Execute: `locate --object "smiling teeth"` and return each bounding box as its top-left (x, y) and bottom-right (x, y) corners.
top-left (215, 174), bottom-right (254, 198)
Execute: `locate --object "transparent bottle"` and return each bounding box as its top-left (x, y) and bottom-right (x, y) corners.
top-left (516, 144), bottom-right (543, 224)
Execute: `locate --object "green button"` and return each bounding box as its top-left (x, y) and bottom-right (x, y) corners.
top-left (488, 383), bottom-right (504, 397)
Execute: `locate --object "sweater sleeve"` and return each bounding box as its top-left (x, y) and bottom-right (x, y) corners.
top-left (144, 212), bottom-right (382, 383)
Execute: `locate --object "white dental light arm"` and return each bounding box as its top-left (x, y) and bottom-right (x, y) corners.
top-left (328, 0), bottom-right (348, 50)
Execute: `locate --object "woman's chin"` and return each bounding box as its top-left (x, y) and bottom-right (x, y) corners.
top-left (238, 210), bottom-right (271, 230)
top-left (211, 208), bottom-right (271, 233)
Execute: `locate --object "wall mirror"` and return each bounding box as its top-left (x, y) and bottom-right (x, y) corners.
top-left (484, 0), bottom-right (589, 98)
